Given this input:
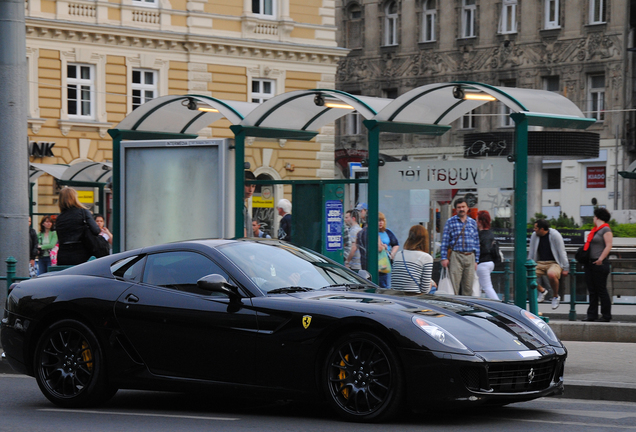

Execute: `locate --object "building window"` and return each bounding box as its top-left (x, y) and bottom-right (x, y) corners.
top-left (543, 76), bottom-right (560, 92)
top-left (589, 0), bottom-right (605, 24)
top-left (346, 3), bottom-right (363, 49)
top-left (132, 69), bottom-right (157, 111)
top-left (462, 0), bottom-right (476, 38)
top-left (384, 1), bottom-right (398, 46)
top-left (422, 0), bottom-right (436, 42)
top-left (251, 79), bottom-right (275, 103)
top-left (132, 0), bottom-right (158, 7)
top-left (543, 168), bottom-right (561, 190)
top-left (461, 109), bottom-right (477, 129)
top-left (588, 74), bottom-right (605, 121)
top-left (346, 112), bottom-right (362, 135)
top-left (544, 0), bottom-right (559, 29)
top-left (499, 0), bottom-right (517, 34)
top-left (499, 80), bottom-right (515, 127)
top-left (253, 0), bottom-right (275, 17)
top-left (67, 64), bottom-right (94, 119)
top-left (382, 88), bottom-right (398, 99)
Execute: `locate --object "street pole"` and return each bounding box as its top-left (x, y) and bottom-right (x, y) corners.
top-left (0, 0), bottom-right (29, 279)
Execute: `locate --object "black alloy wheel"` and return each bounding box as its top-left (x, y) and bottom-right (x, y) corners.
top-left (34, 319), bottom-right (115, 408)
top-left (323, 332), bottom-right (404, 422)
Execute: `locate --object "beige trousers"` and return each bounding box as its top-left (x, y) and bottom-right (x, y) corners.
top-left (449, 252), bottom-right (476, 296)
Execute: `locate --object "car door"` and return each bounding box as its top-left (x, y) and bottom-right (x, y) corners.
top-left (114, 250), bottom-right (258, 383)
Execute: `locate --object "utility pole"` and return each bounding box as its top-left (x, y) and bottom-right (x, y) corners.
top-left (0, 0), bottom-right (29, 283)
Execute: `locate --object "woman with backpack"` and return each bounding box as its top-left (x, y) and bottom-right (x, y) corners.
top-left (476, 211), bottom-right (500, 300)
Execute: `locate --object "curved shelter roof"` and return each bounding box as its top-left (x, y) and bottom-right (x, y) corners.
top-left (374, 81), bottom-right (589, 127)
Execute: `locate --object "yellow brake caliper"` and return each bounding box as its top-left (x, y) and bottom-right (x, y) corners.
top-left (339, 354), bottom-right (350, 399)
top-left (81, 341), bottom-right (93, 371)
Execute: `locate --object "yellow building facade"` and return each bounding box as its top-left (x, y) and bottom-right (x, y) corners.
top-left (26, 0), bottom-right (346, 234)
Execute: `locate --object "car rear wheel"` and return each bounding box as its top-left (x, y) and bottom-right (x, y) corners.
top-left (323, 331), bottom-right (404, 422)
top-left (34, 319), bottom-right (115, 408)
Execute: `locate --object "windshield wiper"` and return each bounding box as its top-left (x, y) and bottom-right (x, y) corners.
top-left (268, 286), bottom-right (315, 294)
top-left (321, 283), bottom-right (369, 291)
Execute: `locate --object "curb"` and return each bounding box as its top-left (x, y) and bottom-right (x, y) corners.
top-left (559, 380), bottom-right (636, 403)
top-left (549, 321), bottom-right (636, 343)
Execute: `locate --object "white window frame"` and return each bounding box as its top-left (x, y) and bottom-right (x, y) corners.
top-left (131, 69), bottom-right (158, 111)
top-left (253, 0), bottom-right (276, 18)
top-left (499, 0), bottom-right (517, 34)
top-left (589, 0), bottom-right (605, 24)
top-left (132, 0), bottom-right (158, 8)
top-left (462, 0), bottom-right (476, 38)
top-left (67, 64), bottom-right (95, 120)
top-left (588, 74), bottom-right (605, 121)
top-left (422, 0), bottom-right (436, 42)
top-left (384, 1), bottom-right (398, 46)
top-left (461, 109), bottom-right (476, 129)
top-left (544, 0), bottom-right (560, 29)
top-left (251, 78), bottom-right (276, 103)
top-left (346, 112), bottom-right (362, 135)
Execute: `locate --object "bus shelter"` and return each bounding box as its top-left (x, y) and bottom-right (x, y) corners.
top-left (110, 82), bottom-right (594, 309)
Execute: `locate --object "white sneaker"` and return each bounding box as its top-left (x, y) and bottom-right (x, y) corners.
top-left (551, 297), bottom-right (560, 309)
top-left (537, 290), bottom-right (546, 303)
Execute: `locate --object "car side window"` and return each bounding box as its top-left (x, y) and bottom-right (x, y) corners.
top-left (111, 255), bottom-right (146, 282)
top-left (142, 251), bottom-right (231, 296)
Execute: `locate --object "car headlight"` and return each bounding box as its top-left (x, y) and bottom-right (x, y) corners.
top-left (411, 316), bottom-right (467, 350)
top-left (520, 310), bottom-right (559, 342)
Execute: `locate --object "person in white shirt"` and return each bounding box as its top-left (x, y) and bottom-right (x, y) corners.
top-left (391, 225), bottom-right (435, 294)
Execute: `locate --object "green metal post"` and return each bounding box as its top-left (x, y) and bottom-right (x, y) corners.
top-left (365, 122), bottom-right (380, 284)
top-left (5, 256), bottom-right (16, 299)
top-left (526, 259), bottom-right (538, 315)
top-left (110, 130), bottom-right (122, 253)
top-left (233, 128), bottom-right (246, 239)
top-left (512, 115), bottom-right (529, 309)
top-left (569, 258), bottom-right (577, 321)
top-left (503, 260), bottom-right (511, 303)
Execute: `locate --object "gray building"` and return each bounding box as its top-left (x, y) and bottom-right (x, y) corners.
top-left (335, 0), bottom-right (636, 223)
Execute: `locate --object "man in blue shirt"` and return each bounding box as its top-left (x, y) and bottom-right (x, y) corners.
top-left (440, 198), bottom-right (480, 295)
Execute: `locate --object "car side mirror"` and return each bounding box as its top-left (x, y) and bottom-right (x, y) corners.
top-left (357, 269), bottom-right (372, 281)
top-left (197, 274), bottom-right (239, 298)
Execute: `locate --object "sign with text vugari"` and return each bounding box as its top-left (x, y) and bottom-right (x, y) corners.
top-left (379, 159), bottom-right (514, 190)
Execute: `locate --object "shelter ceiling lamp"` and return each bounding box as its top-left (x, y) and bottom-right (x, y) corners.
top-left (324, 102), bottom-right (354, 109)
top-left (463, 93), bottom-right (496, 101)
top-left (197, 106), bottom-right (219, 113)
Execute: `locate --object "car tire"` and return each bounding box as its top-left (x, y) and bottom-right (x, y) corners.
top-left (322, 331), bottom-right (404, 422)
top-left (34, 319), bottom-right (114, 408)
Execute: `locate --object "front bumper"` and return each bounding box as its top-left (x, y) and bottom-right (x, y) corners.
top-left (399, 345), bottom-right (566, 411)
top-left (1, 311), bottom-right (31, 376)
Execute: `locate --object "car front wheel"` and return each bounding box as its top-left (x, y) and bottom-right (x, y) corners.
top-left (323, 331), bottom-right (404, 422)
top-left (34, 319), bottom-right (115, 408)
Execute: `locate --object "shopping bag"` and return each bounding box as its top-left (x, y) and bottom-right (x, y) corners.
top-left (378, 249), bottom-right (392, 274)
top-left (472, 277), bottom-right (481, 297)
top-left (437, 268), bottom-right (454, 295)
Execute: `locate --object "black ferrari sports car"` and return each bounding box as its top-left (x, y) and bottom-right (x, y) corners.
top-left (1, 239), bottom-right (566, 422)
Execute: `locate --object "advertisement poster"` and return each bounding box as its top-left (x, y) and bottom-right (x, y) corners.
top-left (325, 200), bottom-right (343, 251)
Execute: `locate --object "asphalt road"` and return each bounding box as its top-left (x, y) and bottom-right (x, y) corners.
top-left (2, 374), bottom-right (636, 432)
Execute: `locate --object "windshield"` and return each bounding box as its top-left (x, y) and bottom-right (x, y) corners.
top-left (218, 241), bottom-right (370, 293)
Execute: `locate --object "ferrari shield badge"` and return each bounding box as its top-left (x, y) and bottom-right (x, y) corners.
top-left (302, 315), bottom-right (312, 329)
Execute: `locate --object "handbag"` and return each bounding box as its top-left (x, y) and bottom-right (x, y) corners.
top-left (437, 267), bottom-right (454, 295)
top-left (378, 248), bottom-right (392, 274)
top-left (575, 246), bottom-right (590, 265)
top-left (81, 210), bottom-right (110, 258)
top-left (472, 277), bottom-right (481, 297)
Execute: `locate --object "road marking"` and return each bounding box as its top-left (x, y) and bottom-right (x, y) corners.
top-left (547, 408), bottom-right (636, 419)
top-left (493, 418), bottom-right (636, 429)
top-left (39, 409), bottom-right (238, 421)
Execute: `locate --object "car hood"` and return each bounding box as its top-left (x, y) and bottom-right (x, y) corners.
top-left (302, 289), bottom-right (556, 353)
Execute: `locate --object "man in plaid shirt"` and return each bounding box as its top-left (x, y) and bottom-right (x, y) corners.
top-left (440, 198), bottom-right (480, 295)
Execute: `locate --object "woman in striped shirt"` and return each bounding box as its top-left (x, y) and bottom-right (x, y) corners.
top-left (391, 225), bottom-right (434, 293)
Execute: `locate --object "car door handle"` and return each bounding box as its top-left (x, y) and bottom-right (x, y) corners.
top-left (125, 293), bottom-right (139, 303)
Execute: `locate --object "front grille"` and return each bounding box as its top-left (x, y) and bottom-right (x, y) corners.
top-left (487, 360), bottom-right (556, 393)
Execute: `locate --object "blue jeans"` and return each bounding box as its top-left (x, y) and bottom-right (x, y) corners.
top-left (38, 256), bottom-right (51, 275)
top-left (379, 272), bottom-right (391, 288)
